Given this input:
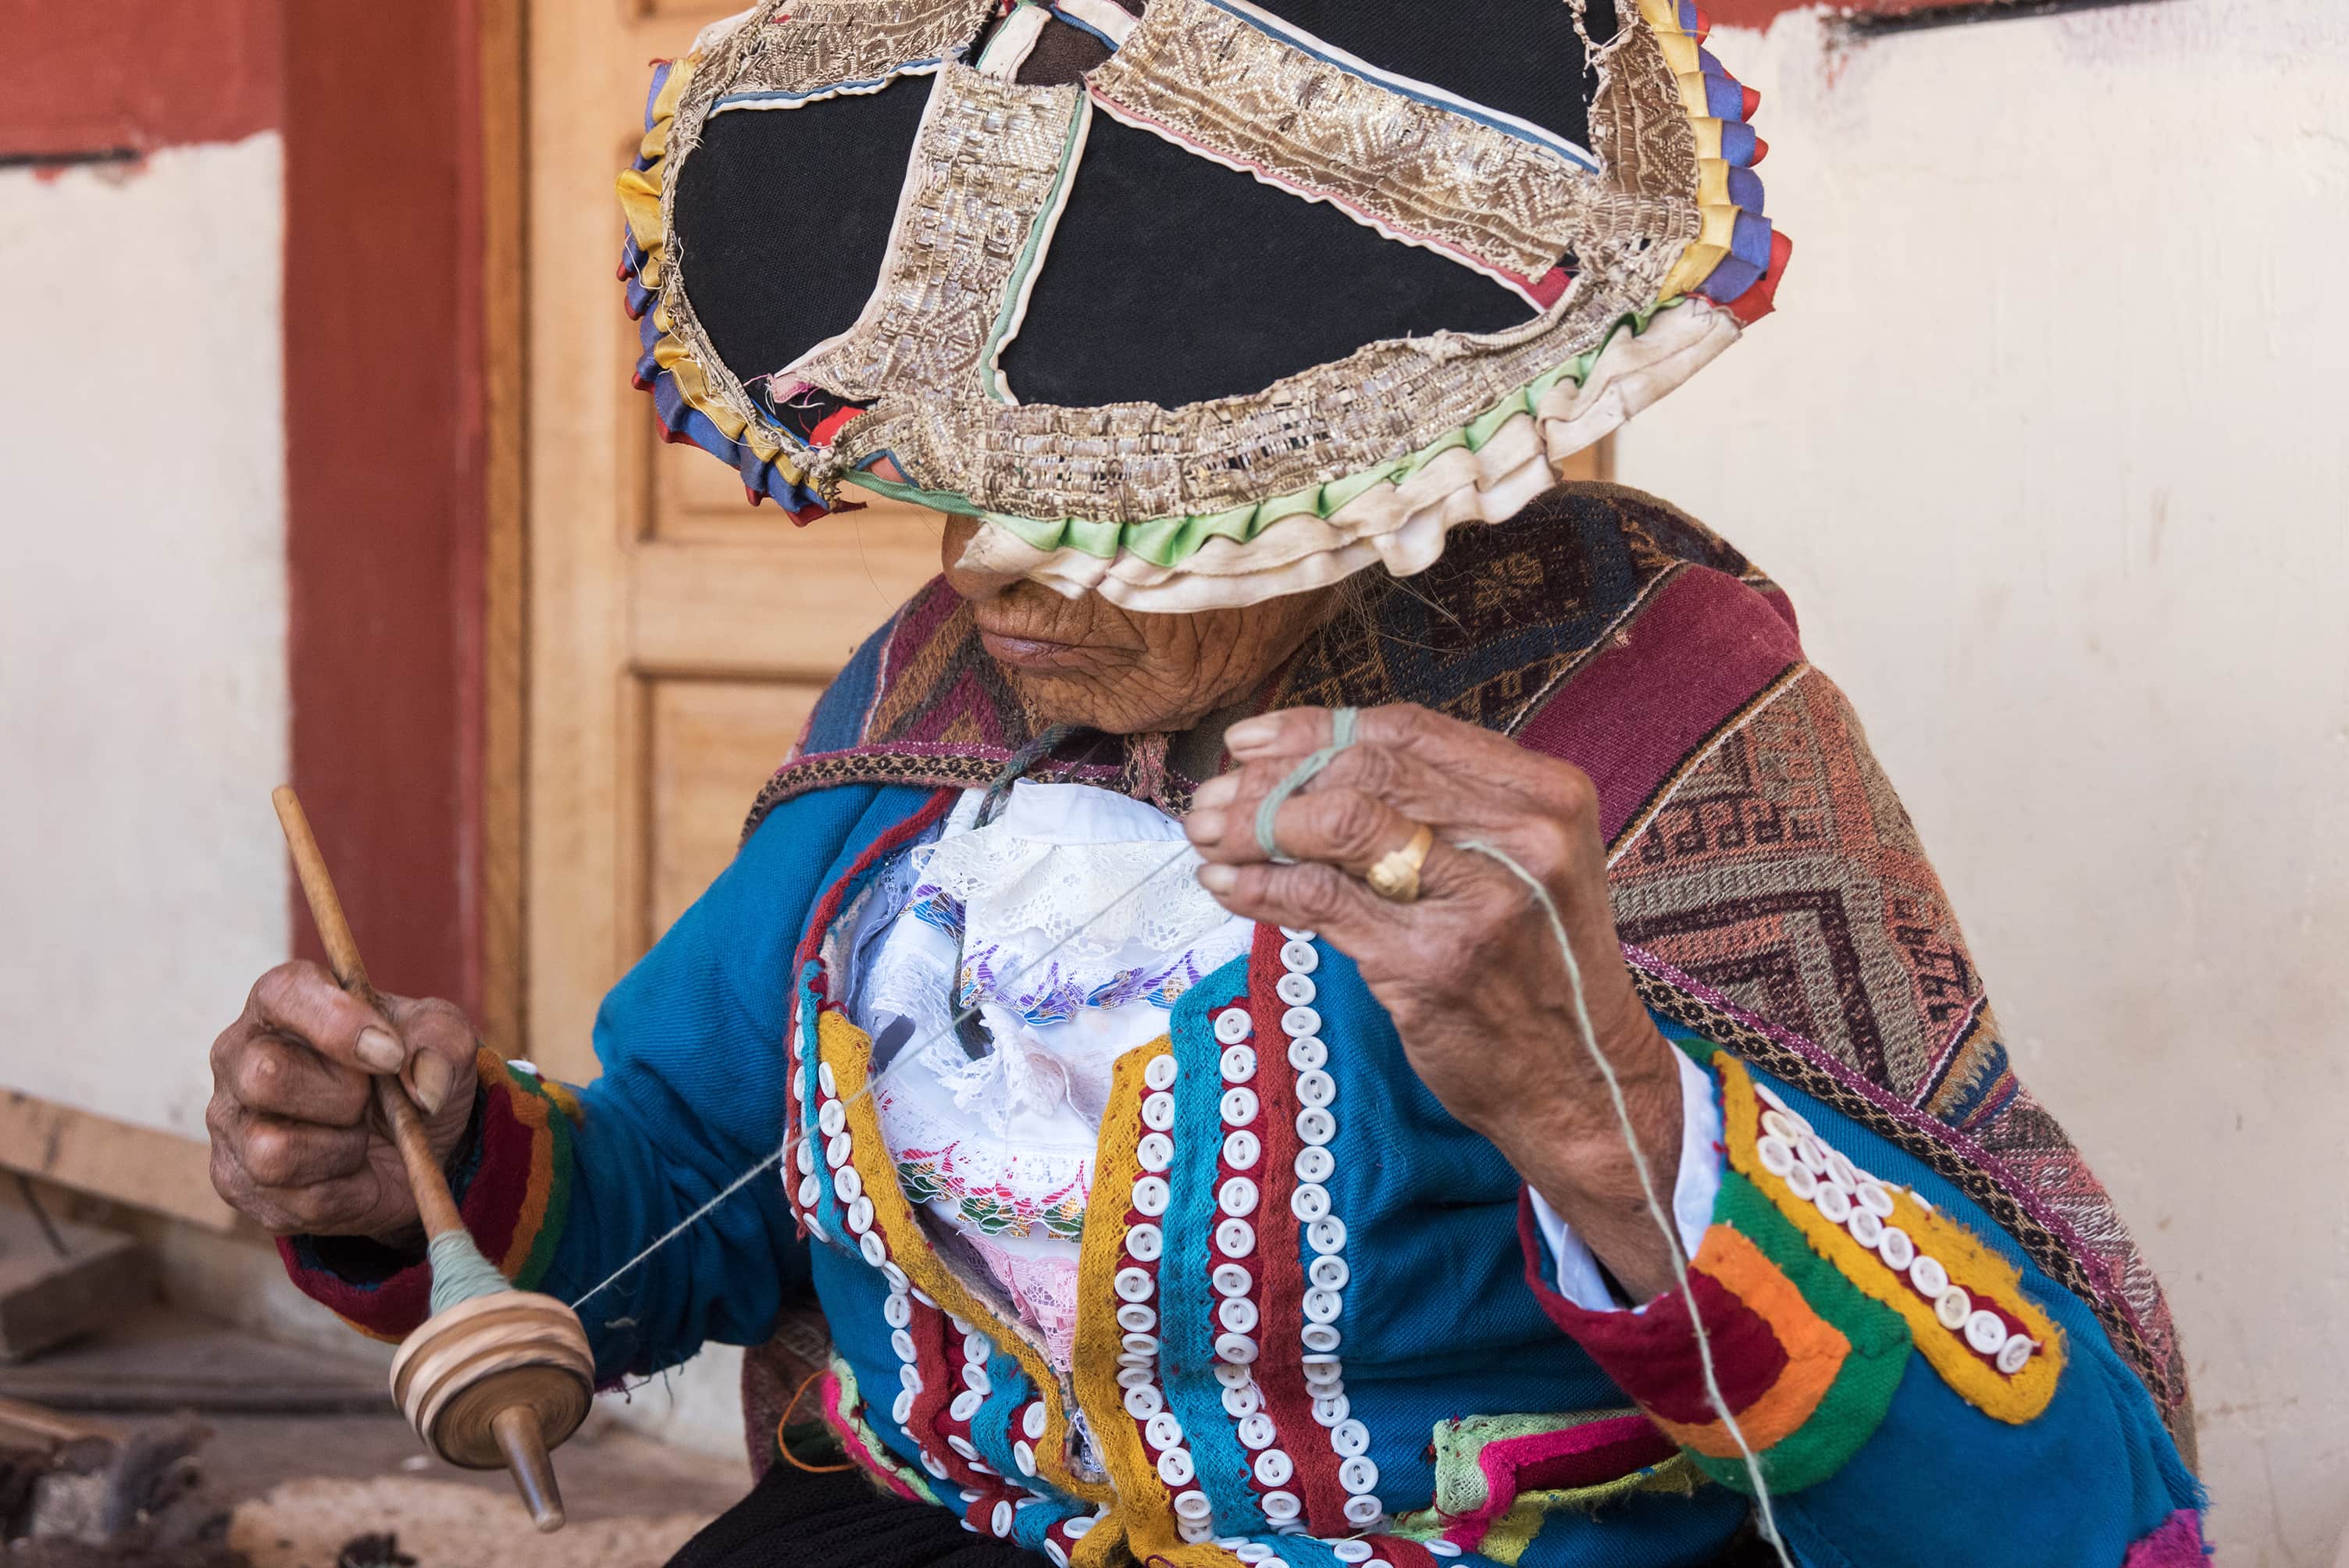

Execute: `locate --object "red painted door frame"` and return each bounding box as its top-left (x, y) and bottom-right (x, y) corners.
top-left (282, 0), bottom-right (499, 1019)
top-left (4, 0), bottom-right (509, 1029)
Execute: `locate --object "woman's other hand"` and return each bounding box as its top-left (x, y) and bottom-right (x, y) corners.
top-left (206, 962), bottom-right (479, 1242)
top-left (1185, 704), bottom-right (1686, 1299)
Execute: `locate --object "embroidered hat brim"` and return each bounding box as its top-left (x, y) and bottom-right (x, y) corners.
top-left (619, 0), bottom-right (1788, 610)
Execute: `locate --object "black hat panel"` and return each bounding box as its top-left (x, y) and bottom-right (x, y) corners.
top-left (672, 76), bottom-right (937, 389)
top-left (1236, 0), bottom-right (1616, 151)
top-left (997, 111), bottom-right (1538, 412)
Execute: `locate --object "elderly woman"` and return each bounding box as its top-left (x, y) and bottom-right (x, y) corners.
top-left (205, 2), bottom-right (2205, 1564)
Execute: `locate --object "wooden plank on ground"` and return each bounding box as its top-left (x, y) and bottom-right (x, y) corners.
top-left (0, 1092), bottom-right (236, 1232)
top-left (0, 1206), bottom-right (155, 1363)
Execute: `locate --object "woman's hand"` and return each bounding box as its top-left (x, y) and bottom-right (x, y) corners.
top-left (1185, 704), bottom-right (1687, 1300)
top-left (206, 962), bottom-right (479, 1243)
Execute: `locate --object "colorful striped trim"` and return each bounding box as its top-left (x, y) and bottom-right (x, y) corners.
top-left (1420, 1409), bottom-right (1685, 1563)
top-left (1641, 0), bottom-right (1787, 318)
top-left (1649, 1222), bottom-right (1850, 1455)
top-left (817, 1007), bottom-right (1114, 1516)
top-left (1516, 1054), bottom-right (1914, 1493)
top-left (615, 52), bottom-right (830, 518)
top-left (1717, 1053), bottom-right (2066, 1424)
top-left (276, 1049), bottom-right (578, 1344)
top-left (493, 1052), bottom-right (580, 1292)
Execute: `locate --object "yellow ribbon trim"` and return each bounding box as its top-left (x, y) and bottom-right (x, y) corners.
top-left (820, 1010), bottom-right (1115, 1511)
top-left (1717, 1057), bottom-right (2066, 1424)
top-left (1637, 0), bottom-right (1753, 301)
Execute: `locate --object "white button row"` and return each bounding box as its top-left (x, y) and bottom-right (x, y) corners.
top-left (1753, 1085), bottom-right (2037, 1377)
top-left (1281, 934), bottom-right (1382, 1529)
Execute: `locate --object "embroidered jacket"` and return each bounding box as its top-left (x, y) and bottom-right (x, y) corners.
top-left (283, 487), bottom-right (2206, 1566)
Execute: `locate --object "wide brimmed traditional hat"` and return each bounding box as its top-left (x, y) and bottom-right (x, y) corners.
top-left (618, 0), bottom-right (1786, 611)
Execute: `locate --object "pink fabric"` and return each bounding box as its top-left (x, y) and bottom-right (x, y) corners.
top-left (974, 1238), bottom-right (1082, 1372)
top-left (2123, 1509), bottom-right (2212, 1567)
top-left (1442, 1413), bottom-right (1677, 1552)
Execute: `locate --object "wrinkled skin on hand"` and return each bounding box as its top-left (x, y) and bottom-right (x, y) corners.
top-left (207, 962), bottom-right (479, 1242)
top-left (1185, 704), bottom-right (1686, 1300)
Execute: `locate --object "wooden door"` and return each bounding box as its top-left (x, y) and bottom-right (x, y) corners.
top-left (524, 0), bottom-right (945, 1077)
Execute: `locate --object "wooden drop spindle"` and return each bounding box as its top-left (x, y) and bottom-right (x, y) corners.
top-left (271, 786), bottom-right (592, 1533)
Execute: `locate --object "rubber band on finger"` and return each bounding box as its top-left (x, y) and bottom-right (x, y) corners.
top-left (1253, 706), bottom-right (1359, 864)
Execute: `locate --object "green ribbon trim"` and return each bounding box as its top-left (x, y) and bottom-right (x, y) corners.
top-left (844, 298), bottom-right (1681, 567)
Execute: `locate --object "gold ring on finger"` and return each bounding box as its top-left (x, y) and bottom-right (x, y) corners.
top-left (1364, 823), bottom-right (1435, 904)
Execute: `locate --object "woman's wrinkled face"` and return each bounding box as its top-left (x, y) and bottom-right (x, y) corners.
top-left (941, 515), bottom-right (1338, 735)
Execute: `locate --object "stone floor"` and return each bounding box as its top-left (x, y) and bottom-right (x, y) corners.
top-left (2, 1308), bottom-right (752, 1568)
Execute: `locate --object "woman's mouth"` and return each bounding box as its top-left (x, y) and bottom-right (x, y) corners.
top-left (977, 629), bottom-right (1096, 670)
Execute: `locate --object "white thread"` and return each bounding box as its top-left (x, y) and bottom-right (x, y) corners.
top-left (1459, 839), bottom-right (1792, 1566)
top-left (569, 841), bottom-right (1197, 1313)
top-left (572, 1153), bottom-right (786, 1313)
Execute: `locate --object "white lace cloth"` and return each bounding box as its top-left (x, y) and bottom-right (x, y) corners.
top-left (839, 779), bottom-right (1721, 1367)
top-left (845, 782), bottom-right (1250, 1369)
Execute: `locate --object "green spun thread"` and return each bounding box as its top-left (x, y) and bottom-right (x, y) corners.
top-left (1253, 706), bottom-right (1359, 864)
top-left (429, 1228), bottom-right (512, 1316)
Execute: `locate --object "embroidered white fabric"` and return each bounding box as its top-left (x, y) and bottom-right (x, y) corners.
top-left (848, 782), bottom-right (1250, 1370)
top-left (915, 807), bottom-right (1236, 963)
top-left (841, 778), bottom-right (1714, 1370)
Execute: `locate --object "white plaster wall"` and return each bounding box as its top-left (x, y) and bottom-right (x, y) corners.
top-left (1616, 3), bottom-right (2349, 1560)
top-left (0, 134), bottom-right (289, 1141)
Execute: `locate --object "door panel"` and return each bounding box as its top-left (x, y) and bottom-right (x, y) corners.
top-left (647, 678), bottom-right (824, 939)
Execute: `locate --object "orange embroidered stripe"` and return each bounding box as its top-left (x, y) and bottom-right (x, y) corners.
top-left (820, 1009), bottom-right (1116, 1510)
top-left (1653, 1226), bottom-right (1847, 1456)
top-left (1717, 1057), bottom-right (2064, 1423)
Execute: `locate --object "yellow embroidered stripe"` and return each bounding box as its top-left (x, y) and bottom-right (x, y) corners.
top-left (1718, 1056), bottom-right (2065, 1423)
top-left (819, 1009), bottom-right (1115, 1510)
top-left (1068, 1038), bottom-right (1234, 1568)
